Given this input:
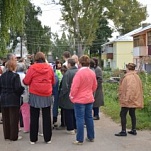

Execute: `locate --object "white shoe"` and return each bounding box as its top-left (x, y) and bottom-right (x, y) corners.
top-left (53, 122), bottom-right (58, 127)
top-left (85, 138), bottom-right (94, 142)
top-left (38, 133), bottom-right (43, 137)
top-left (66, 130), bottom-right (75, 135)
top-left (23, 131), bottom-right (29, 133)
top-left (73, 140), bottom-right (83, 145)
top-left (30, 141), bottom-right (36, 145)
top-left (19, 128), bottom-right (22, 132)
top-left (18, 136), bottom-right (22, 140)
top-left (46, 141), bottom-right (51, 144)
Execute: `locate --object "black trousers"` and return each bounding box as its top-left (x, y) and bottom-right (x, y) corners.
top-left (30, 106), bottom-right (52, 142)
top-left (64, 109), bottom-right (76, 131)
top-left (19, 111), bottom-right (24, 127)
top-left (1, 107), bottom-right (20, 141)
top-left (93, 107), bottom-right (99, 117)
top-left (60, 108), bottom-right (66, 126)
top-left (120, 107), bottom-right (136, 131)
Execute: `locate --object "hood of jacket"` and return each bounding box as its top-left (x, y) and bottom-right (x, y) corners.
top-left (31, 63), bottom-right (52, 74)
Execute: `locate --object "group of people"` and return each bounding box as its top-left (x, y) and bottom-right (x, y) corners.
top-left (0, 50), bottom-right (144, 145)
top-left (51, 51), bottom-right (104, 144)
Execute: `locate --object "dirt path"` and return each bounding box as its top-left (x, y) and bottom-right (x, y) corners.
top-left (0, 113), bottom-right (151, 151)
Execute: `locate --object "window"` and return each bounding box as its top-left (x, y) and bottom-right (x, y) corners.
top-left (148, 31), bottom-right (151, 45)
top-left (134, 35), bottom-right (146, 47)
top-left (134, 36), bottom-right (139, 47)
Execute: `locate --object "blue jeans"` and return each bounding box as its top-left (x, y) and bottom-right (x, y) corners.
top-left (52, 93), bottom-right (59, 123)
top-left (74, 103), bottom-right (94, 142)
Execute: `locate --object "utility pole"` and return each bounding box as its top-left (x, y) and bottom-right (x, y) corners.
top-left (20, 36), bottom-right (22, 58)
top-left (75, 13), bottom-right (83, 57)
top-left (72, 0), bottom-right (83, 57)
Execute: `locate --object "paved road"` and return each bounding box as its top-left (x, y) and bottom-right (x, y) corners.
top-left (0, 113), bottom-right (151, 151)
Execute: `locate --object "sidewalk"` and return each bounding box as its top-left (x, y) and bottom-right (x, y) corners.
top-left (0, 113), bottom-right (151, 151)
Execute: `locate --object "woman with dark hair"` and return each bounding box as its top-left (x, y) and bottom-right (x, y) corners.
top-left (70, 55), bottom-right (97, 145)
top-left (56, 65), bottom-right (68, 130)
top-left (62, 51), bottom-right (71, 67)
top-left (55, 60), bottom-right (63, 84)
top-left (92, 57), bottom-right (104, 120)
top-left (0, 60), bottom-right (24, 141)
top-left (52, 60), bottom-right (62, 127)
top-left (115, 63), bottom-right (144, 136)
top-left (59, 58), bottom-right (78, 134)
top-left (23, 52), bottom-right (55, 144)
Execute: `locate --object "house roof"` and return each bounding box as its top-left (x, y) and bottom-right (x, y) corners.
top-left (101, 27), bottom-right (143, 46)
top-left (132, 24), bottom-right (151, 36)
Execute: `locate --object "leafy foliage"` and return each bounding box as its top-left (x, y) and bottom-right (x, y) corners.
top-left (107, 0), bottom-right (148, 35)
top-left (25, 1), bottom-right (51, 55)
top-left (58, 0), bottom-right (104, 56)
top-left (0, 0), bottom-right (28, 57)
top-left (55, 0), bottom-right (147, 56)
top-left (51, 32), bottom-right (75, 61)
top-left (90, 17), bottom-right (112, 55)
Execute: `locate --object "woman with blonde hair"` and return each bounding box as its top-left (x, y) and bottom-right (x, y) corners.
top-left (0, 60), bottom-right (24, 141)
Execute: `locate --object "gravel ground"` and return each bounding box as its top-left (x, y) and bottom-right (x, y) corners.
top-left (0, 112), bottom-right (151, 151)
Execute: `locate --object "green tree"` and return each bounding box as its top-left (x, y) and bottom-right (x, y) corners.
top-left (107, 0), bottom-right (148, 35)
top-left (54, 0), bottom-right (147, 57)
top-left (40, 26), bottom-right (52, 55)
top-left (0, 0), bottom-right (28, 57)
top-left (52, 32), bottom-right (71, 60)
top-left (25, 2), bottom-right (51, 55)
top-left (58, 0), bottom-right (104, 56)
top-left (90, 17), bottom-right (112, 55)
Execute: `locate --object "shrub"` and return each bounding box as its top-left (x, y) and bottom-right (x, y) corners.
top-left (103, 66), bottom-right (111, 71)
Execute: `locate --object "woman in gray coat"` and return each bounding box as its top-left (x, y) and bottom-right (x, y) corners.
top-left (59, 58), bottom-right (78, 134)
top-left (92, 58), bottom-right (104, 120)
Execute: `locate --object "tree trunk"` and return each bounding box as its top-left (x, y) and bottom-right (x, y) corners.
top-left (74, 9), bottom-right (83, 57)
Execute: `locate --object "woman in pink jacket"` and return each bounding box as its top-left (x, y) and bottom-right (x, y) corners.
top-left (115, 63), bottom-right (144, 137)
top-left (70, 55), bottom-right (97, 145)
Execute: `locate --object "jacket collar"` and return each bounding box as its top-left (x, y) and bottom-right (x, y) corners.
top-left (125, 71), bottom-right (136, 77)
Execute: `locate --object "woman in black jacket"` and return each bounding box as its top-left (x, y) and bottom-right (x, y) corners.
top-left (59, 59), bottom-right (78, 134)
top-left (92, 57), bottom-right (104, 120)
top-left (0, 60), bottom-right (24, 141)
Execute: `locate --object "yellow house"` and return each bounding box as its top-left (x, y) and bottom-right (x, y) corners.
top-left (102, 28), bottom-right (142, 70)
top-left (102, 37), bottom-right (133, 70)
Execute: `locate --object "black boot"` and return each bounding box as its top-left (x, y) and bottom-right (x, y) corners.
top-left (115, 131), bottom-right (127, 136)
top-left (52, 117), bottom-right (58, 129)
top-left (128, 130), bottom-right (137, 135)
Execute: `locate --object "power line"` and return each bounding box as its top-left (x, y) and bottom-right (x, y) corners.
top-left (42, 8), bottom-right (61, 11)
top-left (24, 40), bottom-right (106, 47)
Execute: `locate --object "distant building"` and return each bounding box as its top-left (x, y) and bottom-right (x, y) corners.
top-left (47, 51), bottom-right (54, 63)
top-left (132, 24), bottom-right (151, 72)
top-left (14, 42), bottom-right (28, 58)
top-left (101, 27), bottom-right (142, 70)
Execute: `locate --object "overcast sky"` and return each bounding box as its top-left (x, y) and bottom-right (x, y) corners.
top-left (31, 0), bottom-right (151, 36)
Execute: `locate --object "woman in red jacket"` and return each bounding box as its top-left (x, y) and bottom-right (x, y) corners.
top-left (23, 52), bottom-right (55, 144)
